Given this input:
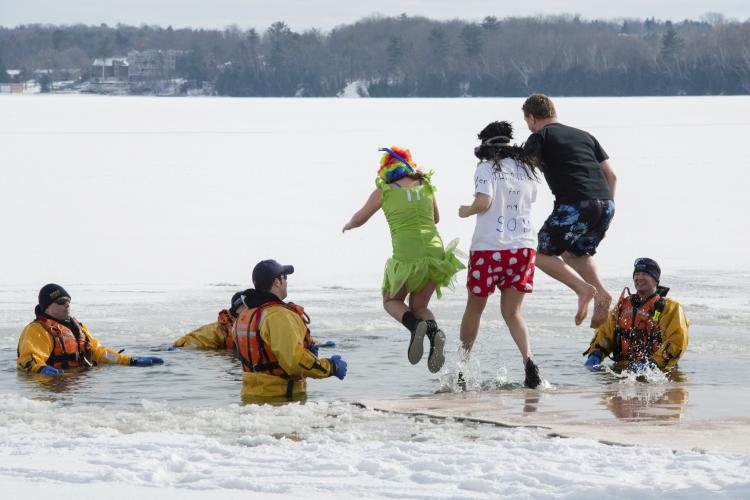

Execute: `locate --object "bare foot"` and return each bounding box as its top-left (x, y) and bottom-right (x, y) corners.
top-left (575, 284), bottom-right (597, 325)
top-left (589, 292), bottom-right (613, 329)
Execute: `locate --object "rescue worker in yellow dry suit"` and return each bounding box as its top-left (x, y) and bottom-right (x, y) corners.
top-left (583, 258), bottom-right (688, 372)
top-left (17, 284), bottom-right (164, 375)
top-left (172, 292), bottom-right (244, 349)
top-left (232, 259), bottom-right (347, 402)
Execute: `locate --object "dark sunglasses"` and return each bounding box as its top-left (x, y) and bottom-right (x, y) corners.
top-left (54, 298), bottom-right (70, 305)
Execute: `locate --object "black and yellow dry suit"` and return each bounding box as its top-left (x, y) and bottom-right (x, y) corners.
top-left (17, 314), bottom-right (132, 373)
top-left (584, 286), bottom-right (689, 371)
top-left (231, 289), bottom-right (335, 402)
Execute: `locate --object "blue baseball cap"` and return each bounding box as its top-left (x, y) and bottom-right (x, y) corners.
top-left (252, 259), bottom-right (294, 287)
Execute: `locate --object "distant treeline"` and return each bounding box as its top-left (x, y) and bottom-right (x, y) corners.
top-left (1, 14), bottom-right (749, 96)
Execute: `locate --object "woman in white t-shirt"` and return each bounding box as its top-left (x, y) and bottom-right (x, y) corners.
top-left (458, 121), bottom-right (543, 388)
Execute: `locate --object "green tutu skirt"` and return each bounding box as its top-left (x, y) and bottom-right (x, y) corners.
top-left (382, 239), bottom-right (466, 299)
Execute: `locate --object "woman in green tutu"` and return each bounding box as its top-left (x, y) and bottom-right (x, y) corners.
top-left (343, 147), bottom-right (464, 373)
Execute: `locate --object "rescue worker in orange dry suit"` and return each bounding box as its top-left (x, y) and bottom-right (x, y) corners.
top-left (172, 292), bottom-right (244, 349)
top-left (17, 284), bottom-right (164, 375)
top-left (583, 258), bottom-right (688, 372)
top-left (232, 260), bottom-right (347, 402)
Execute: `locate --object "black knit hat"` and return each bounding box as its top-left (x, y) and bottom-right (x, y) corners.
top-left (37, 283), bottom-right (71, 314)
top-left (633, 258), bottom-right (661, 283)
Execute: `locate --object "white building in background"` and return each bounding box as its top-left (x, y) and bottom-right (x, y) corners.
top-left (91, 58), bottom-right (129, 81)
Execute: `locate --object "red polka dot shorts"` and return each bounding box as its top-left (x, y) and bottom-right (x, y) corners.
top-left (466, 248), bottom-right (537, 297)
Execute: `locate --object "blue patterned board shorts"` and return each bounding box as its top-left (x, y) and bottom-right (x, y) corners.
top-left (538, 200), bottom-right (615, 257)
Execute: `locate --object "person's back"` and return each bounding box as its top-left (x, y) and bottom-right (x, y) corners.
top-left (470, 157), bottom-right (538, 251)
top-left (526, 122), bottom-right (611, 203)
top-left (379, 174), bottom-right (444, 262)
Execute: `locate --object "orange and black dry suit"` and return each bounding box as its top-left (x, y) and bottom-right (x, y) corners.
top-left (17, 313), bottom-right (132, 373)
top-left (173, 309), bottom-right (236, 349)
top-left (231, 290), bottom-right (334, 401)
top-left (584, 286), bottom-right (689, 371)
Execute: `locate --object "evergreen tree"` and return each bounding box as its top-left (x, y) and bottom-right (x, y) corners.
top-left (661, 23), bottom-right (684, 59)
top-left (481, 16), bottom-right (500, 31)
top-left (460, 24), bottom-right (483, 57)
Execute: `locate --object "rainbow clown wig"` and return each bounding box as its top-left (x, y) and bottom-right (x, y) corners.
top-left (378, 146), bottom-right (417, 183)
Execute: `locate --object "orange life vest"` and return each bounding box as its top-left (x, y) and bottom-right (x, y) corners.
top-left (613, 287), bottom-right (665, 364)
top-left (217, 309), bottom-right (236, 350)
top-left (232, 300), bottom-right (312, 379)
top-left (34, 316), bottom-right (94, 369)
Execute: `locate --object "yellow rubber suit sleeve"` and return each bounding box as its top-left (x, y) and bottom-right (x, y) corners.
top-left (585, 307), bottom-right (618, 357)
top-left (261, 308), bottom-right (333, 379)
top-left (651, 299), bottom-right (689, 370)
top-left (173, 322), bottom-right (225, 348)
top-left (17, 322), bottom-right (54, 373)
top-left (83, 324), bottom-right (132, 366)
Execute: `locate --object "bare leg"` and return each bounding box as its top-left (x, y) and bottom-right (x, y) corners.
top-left (562, 252), bottom-right (612, 328)
top-left (460, 292), bottom-right (488, 353)
top-left (383, 287), bottom-right (409, 322)
top-left (408, 281), bottom-right (437, 320)
top-left (500, 288), bottom-right (532, 363)
top-left (536, 253), bottom-right (597, 325)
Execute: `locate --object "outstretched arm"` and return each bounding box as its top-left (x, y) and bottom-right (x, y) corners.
top-left (599, 160), bottom-right (617, 200)
top-left (343, 189), bottom-right (381, 232)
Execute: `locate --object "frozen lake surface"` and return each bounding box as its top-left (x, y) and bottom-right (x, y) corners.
top-left (1, 95), bottom-right (749, 498)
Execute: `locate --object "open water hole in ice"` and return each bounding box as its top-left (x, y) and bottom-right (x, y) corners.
top-left (0, 271), bottom-right (748, 407)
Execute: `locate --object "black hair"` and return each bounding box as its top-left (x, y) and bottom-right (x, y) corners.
top-left (254, 280), bottom-right (274, 293)
top-left (474, 121), bottom-right (541, 181)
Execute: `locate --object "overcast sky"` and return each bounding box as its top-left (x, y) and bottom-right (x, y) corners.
top-left (1, 0), bottom-right (749, 31)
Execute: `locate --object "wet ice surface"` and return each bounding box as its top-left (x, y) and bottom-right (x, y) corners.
top-left (1, 273), bottom-right (748, 407)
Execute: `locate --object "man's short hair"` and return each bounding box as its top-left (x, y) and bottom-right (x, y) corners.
top-left (255, 280), bottom-right (274, 293)
top-left (522, 93), bottom-right (557, 119)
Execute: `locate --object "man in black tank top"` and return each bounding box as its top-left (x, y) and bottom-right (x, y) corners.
top-left (521, 93), bottom-right (617, 329)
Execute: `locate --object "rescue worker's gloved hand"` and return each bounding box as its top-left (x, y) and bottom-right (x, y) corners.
top-left (130, 357), bottom-right (165, 367)
top-left (38, 365), bottom-right (63, 376)
top-left (329, 355), bottom-right (347, 380)
top-left (584, 351), bottom-right (602, 371)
